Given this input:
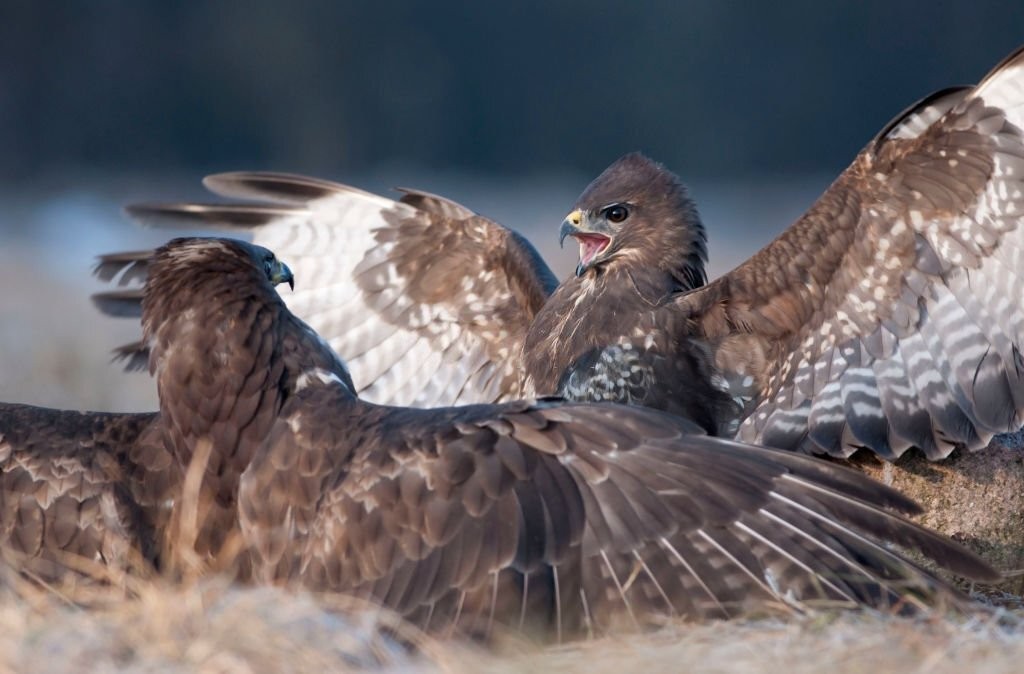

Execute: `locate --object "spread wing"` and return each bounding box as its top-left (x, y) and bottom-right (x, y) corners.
top-left (680, 46), bottom-right (1024, 460)
top-left (0, 403), bottom-right (173, 584)
top-left (104, 174), bottom-right (558, 407)
top-left (239, 381), bottom-right (995, 641)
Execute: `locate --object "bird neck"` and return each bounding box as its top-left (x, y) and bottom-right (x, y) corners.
top-left (147, 280), bottom-right (291, 491)
top-left (278, 313), bottom-right (358, 397)
top-left (613, 236), bottom-right (708, 295)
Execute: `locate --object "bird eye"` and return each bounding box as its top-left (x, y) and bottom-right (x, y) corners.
top-left (604, 204), bottom-right (629, 223)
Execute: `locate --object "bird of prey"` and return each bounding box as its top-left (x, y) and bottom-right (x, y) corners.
top-left (3, 237), bottom-right (1000, 640)
top-left (0, 241), bottom-right (300, 582)
top-left (104, 45), bottom-right (1024, 464)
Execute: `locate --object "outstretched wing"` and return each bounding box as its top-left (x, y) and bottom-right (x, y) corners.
top-left (0, 403), bottom-right (171, 584)
top-left (680, 46), bottom-right (1024, 460)
top-left (103, 174), bottom-right (558, 407)
top-left (239, 380), bottom-right (995, 641)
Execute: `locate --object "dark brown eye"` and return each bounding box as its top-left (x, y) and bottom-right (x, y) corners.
top-left (604, 204), bottom-right (629, 223)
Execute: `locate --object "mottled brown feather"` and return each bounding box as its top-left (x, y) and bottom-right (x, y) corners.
top-left (0, 403), bottom-right (172, 583)
top-left (32, 236), bottom-right (1004, 639)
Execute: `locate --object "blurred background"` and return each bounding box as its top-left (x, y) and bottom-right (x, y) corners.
top-left (1, 2), bottom-right (1022, 411)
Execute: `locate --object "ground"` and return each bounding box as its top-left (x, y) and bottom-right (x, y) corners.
top-left (2, 577), bottom-right (1022, 673)
top-left (854, 433), bottom-right (1024, 593)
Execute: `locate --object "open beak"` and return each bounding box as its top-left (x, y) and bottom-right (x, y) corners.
top-left (271, 260), bottom-right (295, 291)
top-left (560, 209), bottom-right (612, 277)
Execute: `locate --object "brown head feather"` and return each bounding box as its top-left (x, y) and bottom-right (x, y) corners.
top-left (573, 152), bottom-right (707, 290)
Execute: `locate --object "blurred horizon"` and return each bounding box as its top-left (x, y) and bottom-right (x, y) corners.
top-left (3, 3), bottom-right (1024, 183)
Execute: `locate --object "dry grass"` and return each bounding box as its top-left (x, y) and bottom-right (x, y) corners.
top-left (0, 575), bottom-right (1022, 674)
top-left (0, 577), bottom-right (430, 673)
top-left (480, 610), bottom-right (1024, 674)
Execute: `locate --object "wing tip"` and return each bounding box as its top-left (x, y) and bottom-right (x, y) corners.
top-left (125, 202), bottom-right (302, 230)
top-left (91, 290), bottom-right (144, 318)
top-left (92, 249), bottom-right (153, 284)
top-left (202, 171), bottom-right (356, 204)
top-left (977, 43), bottom-right (1024, 89)
top-left (111, 341), bottom-right (150, 372)
top-left (872, 85), bottom-right (972, 149)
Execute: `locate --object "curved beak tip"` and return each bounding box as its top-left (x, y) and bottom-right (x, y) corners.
top-left (273, 262), bottom-right (295, 291)
top-left (559, 219), bottom-right (576, 248)
top-left (560, 209), bottom-right (586, 248)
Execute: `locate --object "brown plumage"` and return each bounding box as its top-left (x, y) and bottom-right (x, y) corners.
top-left (96, 44), bottom-right (1024, 463)
top-left (0, 405), bottom-right (170, 583)
top-left (0, 240), bottom-right (303, 583)
top-left (534, 46), bottom-right (1024, 461)
top-left (133, 238), bottom-right (336, 560)
top-left (8, 237), bottom-right (1003, 639)
top-left (111, 238), bottom-right (1004, 637)
top-left (240, 388), bottom-right (994, 639)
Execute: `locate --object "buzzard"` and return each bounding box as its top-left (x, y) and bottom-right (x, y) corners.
top-left (3, 237), bottom-right (1000, 640)
top-left (102, 45), bottom-right (1024, 463)
top-left (0, 239), bottom-right (300, 580)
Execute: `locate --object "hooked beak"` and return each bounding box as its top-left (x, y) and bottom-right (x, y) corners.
top-left (559, 209), bottom-right (585, 248)
top-left (559, 209), bottom-right (612, 277)
top-left (271, 260), bottom-right (295, 291)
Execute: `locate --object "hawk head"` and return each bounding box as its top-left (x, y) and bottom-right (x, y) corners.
top-left (148, 237), bottom-right (293, 295)
top-left (142, 238), bottom-right (294, 355)
top-left (559, 152), bottom-right (707, 289)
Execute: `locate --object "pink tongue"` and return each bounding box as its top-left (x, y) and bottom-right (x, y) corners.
top-left (577, 235), bottom-right (609, 264)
